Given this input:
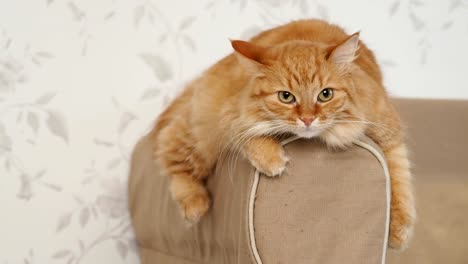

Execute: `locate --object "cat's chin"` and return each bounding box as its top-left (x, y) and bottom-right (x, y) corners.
top-left (294, 129), bottom-right (322, 139)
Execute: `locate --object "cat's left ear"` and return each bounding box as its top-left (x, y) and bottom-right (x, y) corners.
top-left (230, 39), bottom-right (269, 75)
top-left (329, 32), bottom-right (360, 69)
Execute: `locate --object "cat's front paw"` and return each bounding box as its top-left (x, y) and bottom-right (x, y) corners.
top-left (178, 191), bottom-right (211, 225)
top-left (252, 153), bottom-right (289, 177)
top-left (388, 207), bottom-right (415, 250)
top-left (249, 147), bottom-right (289, 177)
top-left (242, 137), bottom-right (289, 177)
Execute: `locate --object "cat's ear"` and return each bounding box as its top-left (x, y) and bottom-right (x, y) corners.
top-left (329, 32), bottom-right (360, 68)
top-left (230, 39), bottom-right (268, 75)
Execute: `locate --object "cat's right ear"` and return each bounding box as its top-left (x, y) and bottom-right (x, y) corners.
top-left (230, 40), bottom-right (268, 75)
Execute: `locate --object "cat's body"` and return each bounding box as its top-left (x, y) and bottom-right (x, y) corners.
top-left (150, 19), bottom-right (415, 250)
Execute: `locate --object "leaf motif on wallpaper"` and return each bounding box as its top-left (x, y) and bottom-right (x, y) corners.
top-left (52, 249), bottom-right (71, 259)
top-left (80, 207), bottom-right (90, 228)
top-left (17, 173), bottom-right (33, 201)
top-left (35, 91), bottom-right (56, 105)
top-left (104, 11), bottom-right (115, 20)
top-left (27, 112), bottom-right (39, 134)
top-left (96, 195), bottom-right (126, 218)
top-left (42, 182), bottom-right (62, 192)
top-left (101, 177), bottom-right (125, 197)
top-left (410, 0), bottom-right (424, 7)
top-left (35, 51), bottom-right (54, 59)
top-left (34, 92), bottom-right (57, 105)
top-left (4, 38), bottom-right (12, 49)
top-left (23, 248), bottom-right (34, 264)
top-left (158, 33), bottom-right (168, 44)
top-left (115, 240), bottom-right (128, 259)
top-left (81, 176), bottom-right (94, 185)
top-left (118, 223), bottom-right (132, 236)
top-left (73, 195), bottom-right (84, 206)
top-left (56, 212), bottom-right (72, 232)
top-left (31, 57), bottom-right (41, 66)
top-left (81, 41), bottom-right (88, 56)
top-left (239, 0), bottom-right (247, 11)
top-left (118, 112), bottom-right (137, 133)
top-left (139, 53), bottom-right (173, 81)
top-left (79, 240), bottom-right (85, 253)
top-left (67, 2), bottom-right (85, 21)
top-left (4, 158), bottom-right (11, 172)
top-left (46, 110), bottom-right (69, 143)
top-left (31, 52), bottom-right (54, 66)
top-left (134, 5), bottom-right (145, 28)
top-left (205, 0), bottom-right (216, 9)
top-left (449, 0), bottom-right (462, 12)
top-left (179, 16), bottom-right (196, 31)
top-left (441, 21), bottom-right (453, 30)
top-left (420, 49), bottom-right (427, 64)
top-left (34, 169), bottom-right (46, 180)
top-left (107, 158), bottom-right (121, 170)
top-left (140, 88), bottom-right (160, 101)
top-left (91, 205), bottom-right (98, 219)
top-left (0, 122), bottom-right (11, 152)
top-left (93, 137), bottom-right (114, 147)
top-left (183, 35), bottom-right (196, 51)
top-left (17, 110), bottom-right (24, 123)
top-left (67, 257), bottom-right (75, 264)
top-left (409, 12), bottom-right (424, 31)
top-left (147, 12), bottom-right (155, 25)
top-left (389, 1), bottom-right (400, 16)
top-left (111, 97), bottom-right (121, 110)
top-left (127, 238), bottom-right (139, 254)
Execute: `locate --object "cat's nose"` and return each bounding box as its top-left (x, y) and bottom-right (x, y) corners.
top-left (299, 117), bottom-right (315, 126)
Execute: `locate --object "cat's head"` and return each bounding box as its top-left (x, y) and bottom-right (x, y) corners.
top-left (231, 33), bottom-right (369, 148)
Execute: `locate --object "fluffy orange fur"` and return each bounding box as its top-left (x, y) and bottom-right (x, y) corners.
top-left (150, 19), bottom-right (415, 250)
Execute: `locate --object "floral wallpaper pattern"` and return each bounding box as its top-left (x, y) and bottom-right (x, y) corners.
top-left (0, 0), bottom-right (467, 263)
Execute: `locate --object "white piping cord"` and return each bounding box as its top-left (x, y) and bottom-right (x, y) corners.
top-left (248, 169), bottom-right (262, 264)
top-left (247, 138), bottom-right (391, 264)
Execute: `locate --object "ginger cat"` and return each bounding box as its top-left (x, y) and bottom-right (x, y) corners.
top-left (150, 19), bottom-right (415, 250)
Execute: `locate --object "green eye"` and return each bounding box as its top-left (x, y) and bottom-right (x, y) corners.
top-left (278, 91), bottom-right (296, 104)
top-left (318, 88), bottom-right (334, 102)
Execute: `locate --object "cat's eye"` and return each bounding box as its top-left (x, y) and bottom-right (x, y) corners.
top-left (318, 88), bottom-right (334, 102)
top-left (278, 91), bottom-right (296, 104)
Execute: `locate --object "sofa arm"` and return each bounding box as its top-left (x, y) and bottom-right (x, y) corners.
top-left (129, 136), bottom-right (390, 264)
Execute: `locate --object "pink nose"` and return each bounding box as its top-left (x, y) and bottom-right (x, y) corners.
top-left (300, 117), bottom-right (314, 126)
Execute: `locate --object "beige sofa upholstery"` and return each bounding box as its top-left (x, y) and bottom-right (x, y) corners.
top-left (129, 99), bottom-right (468, 264)
top-left (129, 136), bottom-right (390, 263)
top-left (387, 99), bottom-right (468, 264)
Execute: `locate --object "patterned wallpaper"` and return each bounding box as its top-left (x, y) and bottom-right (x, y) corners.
top-left (0, 0), bottom-right (467, 263)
